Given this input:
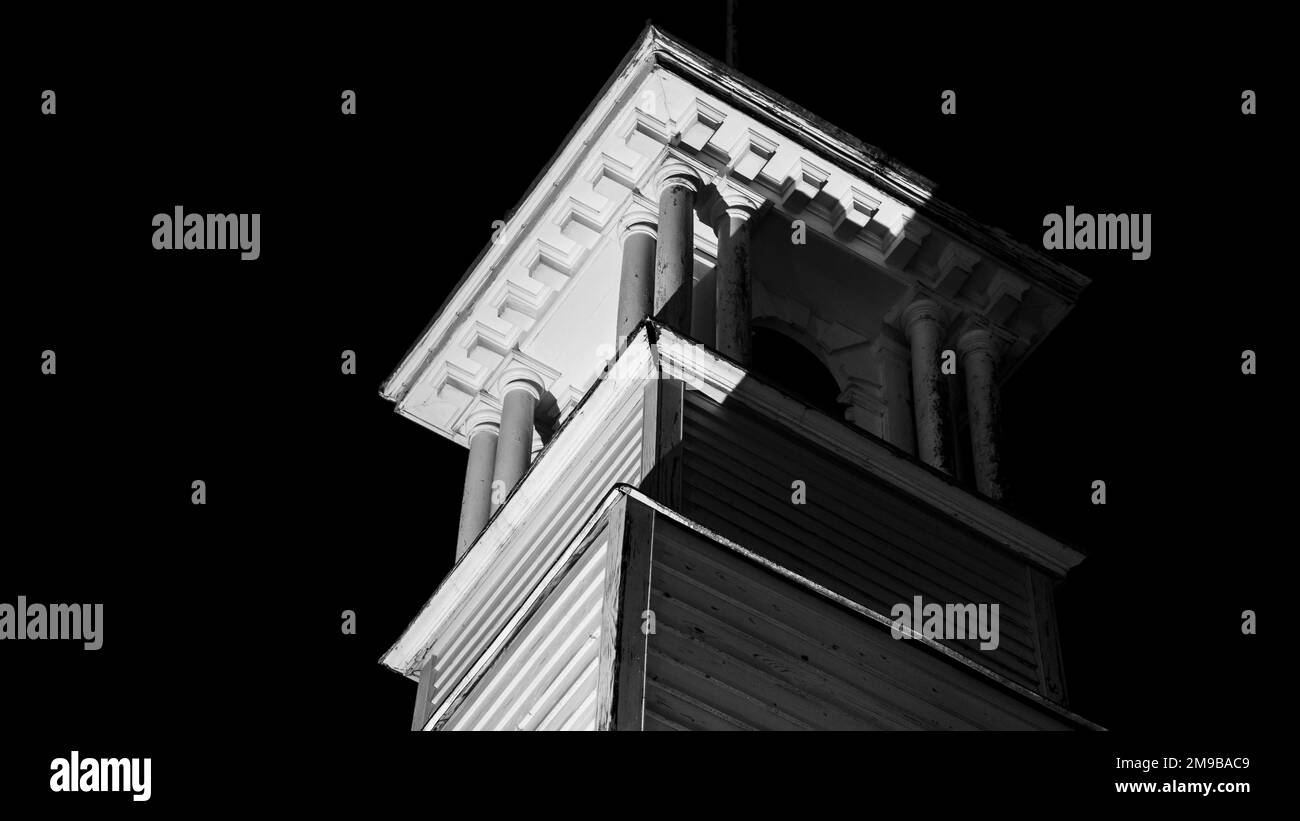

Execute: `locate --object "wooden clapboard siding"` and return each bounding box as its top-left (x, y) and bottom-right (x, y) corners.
top-left (416, 381), bottom-right (645, 724)
top-left (596, 494), bottom-right (658, 730)
top-left (642, 511), bottom-right (1077, 730)
top-left (443, 529), bottom-right (608, 731)
top-left (679, 390), bottom-right (1045, 694)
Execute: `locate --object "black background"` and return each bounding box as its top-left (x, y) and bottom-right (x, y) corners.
top-left (2, 5), bottom-right (1282, 809)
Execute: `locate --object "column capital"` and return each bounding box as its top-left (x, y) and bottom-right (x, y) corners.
top-left (650, 158), bottom-right (706, 199)
top-left (463, 405), bottom-right (501, 437)
top-left (498, 368), bottom-right (544, 400)
top-left (705, 185), bottom-right (763, 229)
top-left (901, 297), bottom-right (947, 336)
top-left (492, 350), bottom-right (559, 401)
top-left (957, 323), bottom-right (1008, 363)
top-left (455, 395), bottom-right (504, 445)
top-left (618, 197), bottom-right (659, 245)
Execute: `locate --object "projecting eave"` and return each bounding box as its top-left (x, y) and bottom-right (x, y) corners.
top-left (380, 24), bottom-right (1089, 453)
top-left (377, 24), bottom-right (664, 409)
top-left (643, 26), bottom-right (1089, 302)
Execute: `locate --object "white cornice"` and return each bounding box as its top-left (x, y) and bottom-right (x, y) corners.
top-left (379, 32), bottom-right (663, 407)
top-left (379, 24), bottom-right (1090, 455)
top-left (645, 26), bottom-right (1090, 302)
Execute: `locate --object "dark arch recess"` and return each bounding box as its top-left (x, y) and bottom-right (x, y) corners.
top-left (748, 327), bottom-right (845, 418)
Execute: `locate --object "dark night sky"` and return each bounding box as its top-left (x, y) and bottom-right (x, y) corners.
top-left (2, 4), bottom-right (1282, 802)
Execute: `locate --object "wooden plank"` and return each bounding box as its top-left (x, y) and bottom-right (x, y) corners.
top-left (650, 584), bottom-right (910, 729)
top-left (410, 653), bottom-right (438, 731)
top-left (681, 416), bottom-right (1032, 603)
top-left (640, 378), bottom-right (684, 509)
top-left (482, 549), bottom-right (605, 730)
top-left (433, 518), bottom-right (609, 730)
top-left (683, 395), bottom-right (1028, 586)
top-left (654, 331), bottom-right (1086, 577)
top-left (642, 710), bottom-right (688, 731)
top-left (1026, 567), bottom-right (1069, 705)
top-left (596, 495), bottom-right (657, 730)
top-left (651, 544), bottom-right (982, 729)
top-left (649, 604), bottom-right (883, 729)
top-left (413, 408), bottom-right (642, 722)
top-left (677, 392), bottom-right (1049, 685)
top-left (681, 465), bottom-right (1038, 643)
top-left (682, 409), bottom-right (1032, 611)
top-left (534, 655), bottom-right (601, 730)
top-left (678, 451), bottom-right (1042, 680)
top-left (559, 687), bottom-right (599, 731)
top-left (648, 515), bottom-right (1078, 729)
top-left (595, 496), bottom-right (630, 728)
top-left (676, 483), bottom-right (1043, 680)
top-left (647, 637), bottom-right (814, 729)
top-left (681, 463), bottom-right (1041, 652)
top-left (645, 679), bottom-right (755, 730)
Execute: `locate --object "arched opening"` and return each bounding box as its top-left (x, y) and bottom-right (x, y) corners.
top-left (748, 326), bottom-right (845, 417)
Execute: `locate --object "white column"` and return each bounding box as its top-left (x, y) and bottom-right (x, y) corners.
top-left (903, 298), bottom-right (950, 473)
top-left (652, 163), bottom-right (702, 336)
top-left (616, 204), bottom-right (658, 351)
top-left (959, 327), bottom-right (1004, 500)
top-left (455, 409), bottom-right (499, 561)
top-left (709, 194), bottom-right (757, 365)
top-left (491, 369), bottom-right (544, 514)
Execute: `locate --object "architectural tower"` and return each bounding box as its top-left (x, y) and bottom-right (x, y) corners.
top-left (380, 26), bottom-right (1095, 731)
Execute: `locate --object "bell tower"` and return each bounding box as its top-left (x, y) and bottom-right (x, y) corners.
top-left (380, 24), bottom-right (1096, 731)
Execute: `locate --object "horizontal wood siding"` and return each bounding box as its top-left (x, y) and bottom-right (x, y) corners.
top-left (680, 391), bottom-right (1043, 694)
top-left (420, 385), bottom-right (644, 723)
top-left (643, 513), bottom-right (1074, 730)
top-left (443, 531), bottom-right (607, 731)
